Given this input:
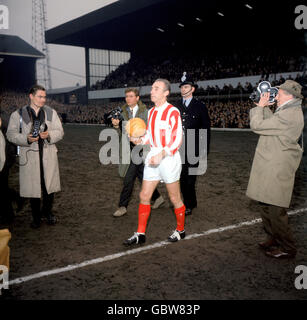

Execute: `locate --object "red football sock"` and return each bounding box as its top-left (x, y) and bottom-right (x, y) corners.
top-left (137, 203), bottom-right (151, 234)
top-left (174, 205), bottom-right (185, 232)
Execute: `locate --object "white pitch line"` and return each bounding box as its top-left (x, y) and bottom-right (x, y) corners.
top-left (8, 207), bottom-right (307, 286)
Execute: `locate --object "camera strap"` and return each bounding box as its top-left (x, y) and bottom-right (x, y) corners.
top-left (17, 108), bottom-right (23, 156)
top-left (18, 108), bottom-right (23, 134)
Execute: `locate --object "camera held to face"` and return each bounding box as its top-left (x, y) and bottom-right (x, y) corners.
top-left (249, 81), bottom-right (278, 104)
top-left (109, 107), bottom-right (123, 121)
top-left (104, 107), bottom-right (124, 126)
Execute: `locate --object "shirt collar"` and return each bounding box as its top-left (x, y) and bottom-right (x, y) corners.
top-left (155, 101), bottom-right (169, 111)
top-left (129, 105), bottom-right (138, 116)
top-left (29, 106), bottom-right (43, 119)
top-left (275, 98), bottom-right (294, 112)
top-left (130, 104), bottom-right (138, 110)
top-left (183, 97), bottom-right (193, 106)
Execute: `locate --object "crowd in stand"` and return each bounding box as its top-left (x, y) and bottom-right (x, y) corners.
top-left (91, 48), bottom-right (306, 90)
top-left (46, 100), bottom-right (115, 124)
top-left (193, 73), bottom-right (306, 97)
top-left (206, 100), bottom-right (253, 128)
top-left (0, 92), bottom-right (117, 125)
top-left (0, 74), bottom-right (306, 129)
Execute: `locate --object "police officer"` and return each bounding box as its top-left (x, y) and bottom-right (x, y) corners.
top-left (175, 73), bottom-right (211, 216)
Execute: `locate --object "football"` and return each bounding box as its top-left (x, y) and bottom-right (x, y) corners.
top-left (125, 117), bottom-right (146, 138)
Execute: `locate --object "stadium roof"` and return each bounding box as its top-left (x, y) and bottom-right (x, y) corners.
top-left (45, 0), bottom-right (305, 52)
top-left (0, 34), bottom-right (44, 59)
top-left (47, 85), bottom-right (86, 95)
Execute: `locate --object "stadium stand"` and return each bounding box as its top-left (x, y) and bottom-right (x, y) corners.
top-left (91, 49), bottom-right (306, 90)
top-left (1, 74), bottom-right (305, 128)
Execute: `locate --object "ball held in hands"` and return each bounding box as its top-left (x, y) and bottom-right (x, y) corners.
top-left (125, 117), bottom-right (146, 138)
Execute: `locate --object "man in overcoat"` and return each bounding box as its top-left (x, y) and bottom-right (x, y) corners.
top-left (7, 85), bottom-right (64, 228)
top-left (246, 80), bottom-right (304, 258)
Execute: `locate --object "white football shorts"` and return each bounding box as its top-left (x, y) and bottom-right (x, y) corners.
top-left (143, 148), bottom-right (182, 184)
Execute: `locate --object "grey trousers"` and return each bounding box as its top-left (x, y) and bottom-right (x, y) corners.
top-left (260, 203), bottom-right (297, 254)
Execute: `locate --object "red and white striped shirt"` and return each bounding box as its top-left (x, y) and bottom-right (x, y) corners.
top-left (142, 101), bottom-right (182, 156)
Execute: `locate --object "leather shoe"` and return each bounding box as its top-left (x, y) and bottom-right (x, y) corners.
top-left (123, 232), bottom-right (146, 246)
top-left (185, 208), bottom-right (192, 216)
top-left (258, 238), bottom-right (278, 250)
top-left (46, 214), bottom-right (57, 225)
top-left (113, 207), bottom-right (127, 217)
top-left (265, 248), bottom-right (296, 259)
top-left (151, 196), bottom-right (165, 209)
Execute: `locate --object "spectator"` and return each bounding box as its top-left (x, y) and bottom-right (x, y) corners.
top-left (91, 48), bottom-right (304, 90)
top-left (0, 74), bottom-right (305, 129)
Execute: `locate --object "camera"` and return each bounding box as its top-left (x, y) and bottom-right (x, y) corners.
top-left (31, 120), bottom-right (46, 138)
top-left (32, 120), bottom-right (41, 138)
top-left (109, 107), bottom-right (123, 120)
top-left (249, 81), bottom-right (278, 104)
top-left (104, 107), bottom-right (123, 126)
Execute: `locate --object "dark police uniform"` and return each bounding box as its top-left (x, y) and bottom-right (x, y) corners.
top-left (175, 77), bottom-right (211, 215)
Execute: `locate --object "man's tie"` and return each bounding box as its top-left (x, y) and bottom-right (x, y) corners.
top-left (128, 108), bottom-right (133, 119)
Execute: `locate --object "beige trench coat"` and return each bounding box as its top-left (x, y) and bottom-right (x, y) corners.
top-left (0, 130), bottom-right (5, 172)
top-left (246, 98), bottom-right (304, 208)
top-left (6, 105), bottom-right (64, 198)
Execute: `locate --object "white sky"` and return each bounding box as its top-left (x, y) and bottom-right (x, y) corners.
top-left (0, 0), bottom-right (118, 88)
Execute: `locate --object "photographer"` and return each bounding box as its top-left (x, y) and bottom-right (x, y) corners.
top-left (246, 80), bottom-right (304, 259)
top-left (6, 85), bottom-right (64, 228)
top-left (111, 88), bottom-right (163, 217)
